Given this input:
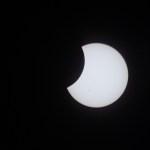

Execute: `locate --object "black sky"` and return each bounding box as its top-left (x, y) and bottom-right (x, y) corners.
top-left (8, 6), bottom-right (150, 149)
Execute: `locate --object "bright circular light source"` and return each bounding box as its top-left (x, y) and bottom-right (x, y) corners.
top-left (67, 43), bottom-right (128, 108)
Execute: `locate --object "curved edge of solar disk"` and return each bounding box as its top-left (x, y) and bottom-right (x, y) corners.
top-left (67, 45), bottom-right (86, 99)
top-left (67, 43), bottom-right (104, 108)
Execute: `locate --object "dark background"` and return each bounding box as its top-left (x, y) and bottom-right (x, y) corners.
top-left (7, 6), bottom-right (150, 149)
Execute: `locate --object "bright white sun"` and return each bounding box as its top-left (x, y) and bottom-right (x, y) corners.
top-left (67, 43), bottom-right (128, 108)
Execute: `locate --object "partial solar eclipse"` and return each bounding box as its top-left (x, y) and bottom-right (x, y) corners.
top-left (67, 43), bottom-right (128, 108)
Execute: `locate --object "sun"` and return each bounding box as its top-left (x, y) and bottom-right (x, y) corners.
top-left (67, 43), bottom-right (128, 108)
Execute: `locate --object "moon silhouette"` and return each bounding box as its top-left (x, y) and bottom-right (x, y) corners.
top-left (67, 43), bottom-right (128, 108)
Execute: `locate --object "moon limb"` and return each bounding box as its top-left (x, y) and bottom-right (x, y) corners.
top-left (67, 43), bottom-right (128, 108)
